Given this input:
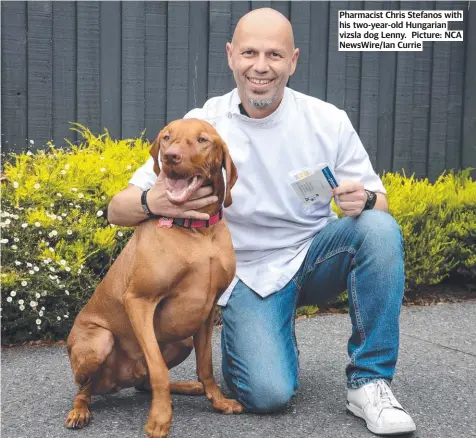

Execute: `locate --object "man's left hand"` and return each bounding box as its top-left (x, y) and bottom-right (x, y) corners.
top-left (332, 181), bottom-right (367, 217)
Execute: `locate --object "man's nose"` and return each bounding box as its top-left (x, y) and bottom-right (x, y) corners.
top-left (253, 54), bottom-right (270, 73)
top-left (164, 146), bottom-right (182, 165)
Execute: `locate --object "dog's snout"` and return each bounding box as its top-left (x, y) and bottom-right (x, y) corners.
top-left (164, 147), bottom-right (182, 165)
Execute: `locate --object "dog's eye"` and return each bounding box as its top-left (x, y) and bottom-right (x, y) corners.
top-left (197, 137), bottom-right (208, 143)
top-left (163, 135), bottom-right (170, 141)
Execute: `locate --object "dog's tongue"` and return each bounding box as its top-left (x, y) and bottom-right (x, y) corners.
top-left (165, 176), bottom-right (203, 204)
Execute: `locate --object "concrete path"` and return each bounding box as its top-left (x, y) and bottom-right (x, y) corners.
top-left (2, 301), bottom-right (475, 438)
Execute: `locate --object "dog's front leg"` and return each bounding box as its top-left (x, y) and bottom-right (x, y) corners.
top-left (194, 304), bottom-right (243, 414)
top-left (124, 291), bottom-right (172, 438)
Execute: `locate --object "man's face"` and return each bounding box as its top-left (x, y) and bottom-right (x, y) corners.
top-left (226, 22), bottom-right (299, 116)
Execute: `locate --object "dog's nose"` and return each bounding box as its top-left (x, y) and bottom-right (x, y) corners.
top-left (164, 147), bottom-right (182, 165)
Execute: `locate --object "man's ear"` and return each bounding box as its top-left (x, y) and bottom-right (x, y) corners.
top-left (219, 138), bottom-right (238, 208)
top-left (149, 133), bottom-right (161, 176)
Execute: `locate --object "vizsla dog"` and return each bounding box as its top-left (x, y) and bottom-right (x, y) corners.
top-left (65, 118), bottom-right (242, 437)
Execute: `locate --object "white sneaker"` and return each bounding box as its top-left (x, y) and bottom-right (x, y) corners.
top-left (347, 379), bottom-right (416, 435)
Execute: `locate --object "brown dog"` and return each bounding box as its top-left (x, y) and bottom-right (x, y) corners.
top-left (65, 118), bottom-right (242, 437)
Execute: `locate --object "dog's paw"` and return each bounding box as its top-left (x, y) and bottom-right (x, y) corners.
top-left (145, 407), bottom-right (172, 438)
top-left (64, 407), bottom-right (92, 429)
top-left (212, 397), bottom-right (244, 414)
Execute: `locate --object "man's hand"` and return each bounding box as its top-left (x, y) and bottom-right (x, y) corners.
top-left (332, 181), bottom-right (367, 217)
top-left (147, 172), bottom-right (218, 221)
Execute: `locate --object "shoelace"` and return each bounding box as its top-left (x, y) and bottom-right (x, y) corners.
top-left (373, 380), bottom-right (399, 410)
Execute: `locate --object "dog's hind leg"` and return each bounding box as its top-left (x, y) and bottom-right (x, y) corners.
top-left (135, 338), bottom-right (205, 395)
top-left (65, 325), bottom-right (114, 429)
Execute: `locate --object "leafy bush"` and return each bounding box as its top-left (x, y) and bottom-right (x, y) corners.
top-left (1, 125), bottom-right (149, 344)
top-left (1, 126), bottom-right (475, 344)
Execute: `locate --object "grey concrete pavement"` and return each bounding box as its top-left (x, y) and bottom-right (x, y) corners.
top-left (2, 301), bottom-right (476, 438)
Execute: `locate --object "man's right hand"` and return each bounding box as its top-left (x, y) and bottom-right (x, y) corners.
top-left (147, 172), bottom-right (218, 221)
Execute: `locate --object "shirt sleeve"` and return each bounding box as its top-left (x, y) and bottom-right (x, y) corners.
top-left (128, 157), bottom-right (156, 191)
top-left (334, 111), bottom-right (387, 195)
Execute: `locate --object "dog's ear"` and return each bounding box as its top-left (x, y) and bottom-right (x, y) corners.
top-left (217, 138), bottom-right (238, 208)
top-left (149, 132), bottom-right (162, 176)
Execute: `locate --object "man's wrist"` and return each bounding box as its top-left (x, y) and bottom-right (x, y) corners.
top-left (141, 189), bottom-right (159, 218)
top-left (363, 190), bottom-right (377, 211)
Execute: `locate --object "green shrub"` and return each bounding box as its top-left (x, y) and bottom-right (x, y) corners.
top-left (1, 126), bottom-right (475, 344)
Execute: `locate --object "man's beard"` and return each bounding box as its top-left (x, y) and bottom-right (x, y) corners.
top-left (246, 91), bottom-right (277, 108)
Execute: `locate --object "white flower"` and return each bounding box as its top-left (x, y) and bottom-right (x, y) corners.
top-left (49, 247), bottom-right (55, 252)
top-left (51, 214), bottom-right (57, 220)
top-left (35, 293), bottom-right (41, 299)
top-left (30, 301), bottom-right (37, 307)
top-left (127, 165), bottom-right (132, 170)
top-left (29, 139), bottom-right (34, 145)
top-left (57, 316), bottom-right (61, 321)
top-left (10, 291), bottom-right (16, 297)
top-left (13, 181), bottom-right (19, 188)
top-left (21, 281), bottom-right (27, 287)
top-left (78, 193), bottom-right (84, 199)
top-left (18, 299), bottom-right (24, 305)
top-left (62, 213), bottom-right (67, 217)
top-left (19, 305), bottom-right (25, 311)
top-left (60, 260), bottom-right (66, 265)
top-left (35, 221), bottom-right (41, 227)
top-left (64, 314), bottom-right (69, 319)
top-left (50, 203), bottom-right (54, 207)
top-left (49, 267), bottom-right (56, 273)
top-left (100, 168), bottom-right (106, 172)
top-left (60, 170), bottom-right (66, 175)
top-left (48, 230), bottom-right (58, 238)
top-left (26, 151), bottom-right (33, 156)
top-left (34, 183), bottom-right (40, 189)
top-left (14, 238), bottom-right (19, 242)
top-left (21, 223), bottom-right (28, 228)
top-left (67, 230), bottom-right (72, 235)
top-left (64, 164), bottom-right (70, 169)
top-left (36, 319), bottom-right (41, 325)
top-left (118, 232), bottom-right (124, 237)
top-left (56, 193), bottom-right (62, 197)
top-left (65, 290), bottom-right (70, 295)
top-left (57, 216), bottom-right (63, 221)
top-left (5, 219), bottom-right (11, 225)
top-left (12, 245), bottom-right (18, 250)
top-left (71, 188), bottom-right (77, 192)
top-left (41, 306), bottom-right (45, 310)
top-left (100, 156), bottom-right (104, 160)
top-left (77, 269), bottom-right (82, 274)
top-left (1, 239), bottom-right (8, 244)
top-left (41, 291), bottom-right (47, 296)
top-left (6, 297), bottom-right (12, 303)
top-left (101, 196), bottom-right (106, 200)
top-left (97, 210), bottom-right (103, 217)
top-left (27, 263), bottom-right (33, 267)
top-left (34, 266), bottom-right (39, 272)
top-left (29, 269), bottom-right (35, 274)
top-left (15, 261), bottom-right (22, 266)
top-left (65, 267), bottom-right (71, 272)
top-left (39, 311), bottom-right (44, 317)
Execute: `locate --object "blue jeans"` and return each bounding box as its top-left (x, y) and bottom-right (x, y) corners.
top-left (220, 210), bottom-right (404, 413)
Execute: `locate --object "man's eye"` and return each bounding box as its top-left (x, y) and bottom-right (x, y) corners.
top-left (271, 52), bottom-right (282, 58)
top-left (163, 135), bottom-right (170, 141)
top-left (197, 137), bottom-right (208, 143)
top-left (244, 50), bottom-right (254, 55)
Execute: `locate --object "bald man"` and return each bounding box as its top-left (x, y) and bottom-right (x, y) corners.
top-left (109, 8), bottom-right (416, 436)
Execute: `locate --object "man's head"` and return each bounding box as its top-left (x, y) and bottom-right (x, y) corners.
top-left (226, 8), bottom-right (299, 119)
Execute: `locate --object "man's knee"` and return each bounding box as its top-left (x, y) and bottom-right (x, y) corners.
top-left (227, 373), bottom-right (296, 413)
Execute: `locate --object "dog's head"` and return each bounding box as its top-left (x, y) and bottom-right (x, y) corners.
top-left (149, 118), bottom-right (238, 208)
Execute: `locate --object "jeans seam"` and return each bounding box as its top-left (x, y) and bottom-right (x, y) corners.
top-left (305, 246), bottom-right (356, 277)
top-left (291, 287), bottom-right (300, 376)
top-left (349, 265), bottom-right (367, 382)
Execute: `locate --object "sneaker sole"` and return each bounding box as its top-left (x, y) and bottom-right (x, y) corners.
top-left (346, 402), bottom-right (416, 435)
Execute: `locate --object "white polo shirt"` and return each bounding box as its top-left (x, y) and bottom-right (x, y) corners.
top-left (129, 87), bottom-right (386, 306)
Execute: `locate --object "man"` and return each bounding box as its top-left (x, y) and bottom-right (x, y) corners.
top-left (108, 8), bottom-right (416, 436)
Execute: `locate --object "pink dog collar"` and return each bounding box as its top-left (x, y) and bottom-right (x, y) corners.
top-left (157, 208), bottom-right (223, 229)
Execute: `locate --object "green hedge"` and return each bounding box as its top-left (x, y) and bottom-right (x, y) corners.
top-left (1, 126), bottom-right (475, 345)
